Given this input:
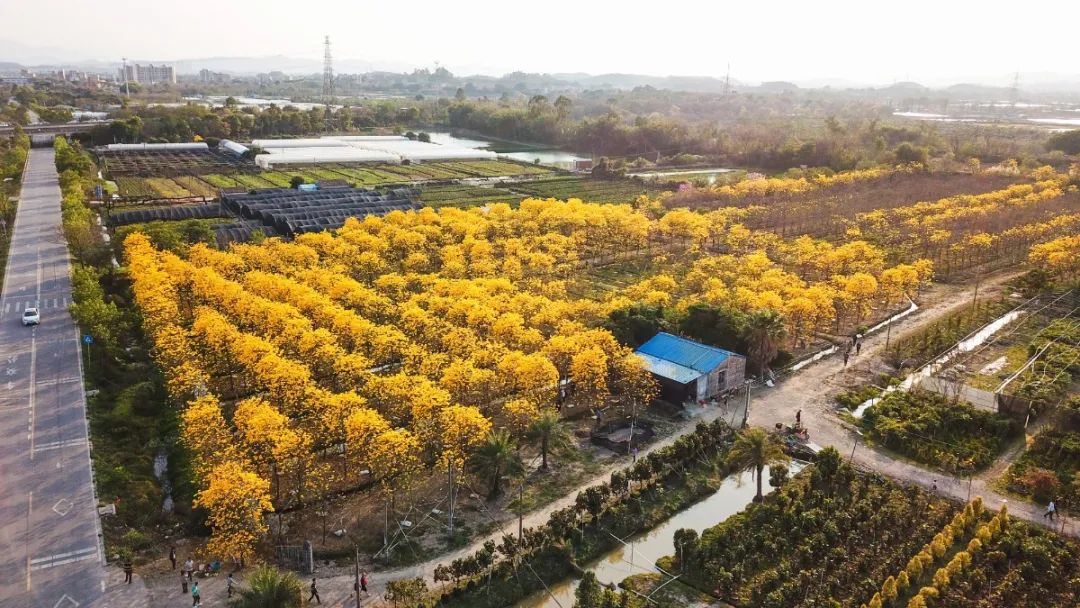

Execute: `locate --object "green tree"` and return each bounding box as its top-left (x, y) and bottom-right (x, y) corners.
top-left (527, 410), bottom-right (572, 471)
top-left (1047, 129), bottom-right (1080, 155)
top-left (679, 303), bottom-right (747, 353)
top-left (574, 571), bottom-right (604, 608)
top-left (469, 430), bottom-right (524, 500)
top-left (742, 309), bottom-right (787, 375)
top-left (604, 303), bottom-right (666, 347)
top-left (229, 565), bottom-right (301, 608)
top-left (727, 428), bottom-right (788, 501)
top-left (894, 142), bottom-right (929, 164)
top-left (384, 577), bottom-right (433, 608)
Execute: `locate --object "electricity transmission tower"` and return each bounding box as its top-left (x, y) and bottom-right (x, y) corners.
top-left (323, 35), bottom-right (335, 132)
top-left (1009, 72), bottom-right (1020, 107)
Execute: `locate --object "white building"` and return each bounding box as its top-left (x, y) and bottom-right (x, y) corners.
top-left (120, 64), bottom-right (177, 85)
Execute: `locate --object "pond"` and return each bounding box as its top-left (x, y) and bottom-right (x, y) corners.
top-left (424, 132), bottom-right (587, 167)
top-left (515, 461), bottom-right (806, 607)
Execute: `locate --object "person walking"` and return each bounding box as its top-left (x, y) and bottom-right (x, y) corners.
top-left (795, 409), bottom-right (802, 427)
top-left (191, 581), bottom-right (201, 607)
top-left (360, 571), bottom-right (369, 595)
top-left (181, 570), bottom-right (188, 594)
top-left (169, 546), bottom-right (177, 570)
top-left (227, 573), bottom-right (236, 598)
top-left (308, 577), bottom-right (322, 604)
top-left (184, 558), bottom-right (194, 581)
top-left (1045, 500), bottom-right (1056, 521)
top-left (122, 559), bottom-right (133, 584)
top-left (843, 350), bottom-right (850, 368)
top-left (856, 340), bottom-right (862, 356)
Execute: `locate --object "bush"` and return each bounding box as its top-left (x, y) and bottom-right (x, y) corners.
top-left (1018, 466), bottom-right (1062, 503)
top-left (121, 529), bottom-right (152, 551)
top-left (861, 389), bottom-right (1018, 471)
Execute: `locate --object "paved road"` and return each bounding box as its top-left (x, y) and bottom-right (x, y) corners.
top-left (0, 147), bottom-right (104, 607)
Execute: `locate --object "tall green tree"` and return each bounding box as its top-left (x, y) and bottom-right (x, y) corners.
top-left (727, 428), bottom-right (789, 501)
top-left (742, 309), bottom-right (787, 375)
top-left (527, 410), bottom-right (572, 471)
top-left (469, 430), bottom-right (524, 500)
top-left (229, 565), bottom-right (301, 608)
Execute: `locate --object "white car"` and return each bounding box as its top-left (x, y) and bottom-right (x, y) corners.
top-left (22, 307), bottom-right (40, 326)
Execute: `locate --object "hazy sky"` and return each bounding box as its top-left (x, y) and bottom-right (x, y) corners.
top-left (3, 0), bottom-right (1079, 84)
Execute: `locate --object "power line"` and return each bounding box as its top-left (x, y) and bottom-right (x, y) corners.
top-left (323, 36), bottom-right (335, 133)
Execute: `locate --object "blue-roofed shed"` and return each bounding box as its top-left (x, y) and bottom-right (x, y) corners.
top-left (635, 332), bottom-right (746, 404)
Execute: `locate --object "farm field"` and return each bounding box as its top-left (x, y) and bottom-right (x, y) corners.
top-left (122, 195), bottom-right (958, 561)
top-left (416, 184), bottom-right (521, 208)
top-left (655, 462), bottom-right (1080, 608)
top-left (512, 175), bottom-right (668, 202)
top-left (109, 158), bottom-right (554, 198)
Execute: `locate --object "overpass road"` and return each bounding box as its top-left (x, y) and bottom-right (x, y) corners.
top-left (0, 147), bottom-right (105, 607)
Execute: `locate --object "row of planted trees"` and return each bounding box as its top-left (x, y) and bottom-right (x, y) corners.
top-left (123, 198), bottom-right (675, 560)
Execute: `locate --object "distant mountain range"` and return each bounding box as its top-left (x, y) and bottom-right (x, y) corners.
top-left (3, 38), bottom-right (1080, 95)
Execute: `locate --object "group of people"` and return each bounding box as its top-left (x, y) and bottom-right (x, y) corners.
top-left (164, 545), bottom-right (372, 605)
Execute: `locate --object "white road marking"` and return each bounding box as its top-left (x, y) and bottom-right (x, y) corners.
top-left (35, 376), bottom-right (82, 385)
top-left (54, 594), bottom-right (80, 608)
top-left (30, 546), bottom-right (97, 570)
top-left (26, 491), bottom-right (32, 591)
top-left (52, 499), bottom-right (73, 516)
top-left (34, 438), bottom-right (86, 453)
top-left (28, 335), bottom-right (36, 459)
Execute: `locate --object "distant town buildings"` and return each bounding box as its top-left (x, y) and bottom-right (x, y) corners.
top-left (119, 63), bottom-right (177, 85)
top-left (0, 68), bottom-right (108, 88)
top-left (198, 69), bottom-right (230, 84)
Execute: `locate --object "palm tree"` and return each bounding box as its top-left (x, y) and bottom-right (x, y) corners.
top-left (727, 427), bottom-right (789, 502)
top-left (527, 410), bottom-right (572, 471)
top-left (743, 309), bottom-right (788, 375)
top-left (229, 565), bottom-right (302, 608)
top-left (469, 430), bottom-right (524, 500)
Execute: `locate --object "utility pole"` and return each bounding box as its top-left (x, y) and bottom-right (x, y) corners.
top-left (884, 315), bottom-right (893, 353)
top-left (518, 484), bottom-right (524, 541)
top-left (740, 379), bottom-right (751, 428)
top-left (850, 430), bottom-right (862, 462)
top-left (354, 545), bottom-right (361, 608)
top-left (447, 461), bottom-right (455, 538)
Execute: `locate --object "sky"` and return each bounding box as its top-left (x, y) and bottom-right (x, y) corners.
top-left (3, 0), bottom-right (1079, 85)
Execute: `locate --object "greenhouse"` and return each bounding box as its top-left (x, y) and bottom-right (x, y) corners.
top-left (254, 147), bottom-right (400, 169)
top-left (104, 142), bottom-right (209, 152)
top-left (219, 139), bottom-right (250, 157)
top-left (250, 135), bottom-right (497, 168)
top-left (220, 186), bottom-right (419, 236)
top-left (107, 203), bottom-right (231, 227)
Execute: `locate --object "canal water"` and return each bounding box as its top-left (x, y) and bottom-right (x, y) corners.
top-left (516, 462), bottom-right (806, 607)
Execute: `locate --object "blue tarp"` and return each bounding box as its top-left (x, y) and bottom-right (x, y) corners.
top-left (636, 332), bottom-right (734, 375)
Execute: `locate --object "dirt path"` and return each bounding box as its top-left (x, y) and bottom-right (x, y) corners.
top-left (124, 270), bottom-right (1078, 607)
